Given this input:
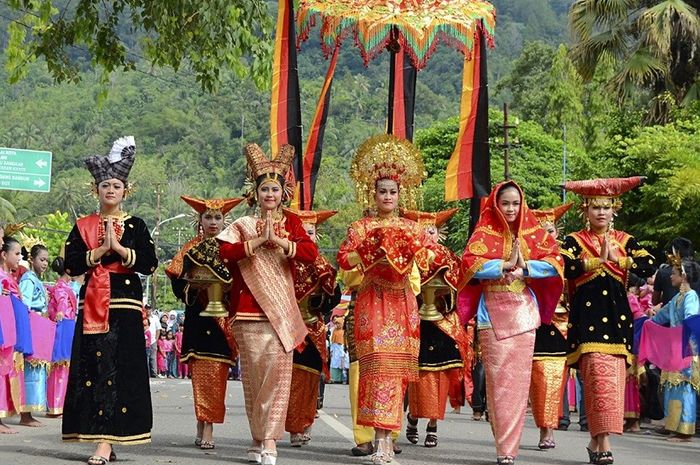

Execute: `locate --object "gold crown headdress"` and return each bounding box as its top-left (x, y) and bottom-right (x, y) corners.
top-left (19, 232), bottom-right (45, 252)
top-left (350, 134), bottom-right (426, 209)
top-left (243, 143), bottom-right (295, 206)
top-left (667, 248), bottom-right (686, 275)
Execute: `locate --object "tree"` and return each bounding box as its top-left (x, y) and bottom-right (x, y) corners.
top-left (544, 44), bottom-right (584, 148)
top-left (569, 0), bottom-right (700, 123)
top-left (3, 0), bottom-right (273, 92)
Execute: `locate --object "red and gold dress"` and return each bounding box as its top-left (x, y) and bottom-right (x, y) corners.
top-left (337, 215), bottom-right (428, 430)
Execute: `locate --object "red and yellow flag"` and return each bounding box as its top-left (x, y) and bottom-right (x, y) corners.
top-left (444, 30), bottom-right (490, 201)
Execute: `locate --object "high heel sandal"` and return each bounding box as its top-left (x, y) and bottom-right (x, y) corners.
top-left (368, 438), bottom-right (393, 464)
top-left (405, 414), bottom-right (419, 444)
top-left (596, 451), bottom-right (614, 465)
top-left (496, 456), bottom-right (514, 465)
top-left (424, 424), bottom-right (438, 448)
top-left (247, 446), bottom-right (262, 464)
top-left (261, 449), bottom-right (277, 465)
top-left (586, 446), bottom-right (598, 464)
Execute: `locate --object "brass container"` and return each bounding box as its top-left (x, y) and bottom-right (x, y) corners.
top-left (299, 295), bottom-right (319, 325)
top-left (186, 265), bottom-right (229, 318)
top-left (419, 274), bottom-right (448, 321)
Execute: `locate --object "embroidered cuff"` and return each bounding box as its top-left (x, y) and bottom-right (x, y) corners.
top-left (583, 258), bottom-right (602, 272)
top-left (86, 250), bottom-right (100, 267)
top-left (121, 248), bottom-right (136, 268)
top-left (285, 240), bottom-right (297, 258)
top-left (618, 256), bottom-right (634, 270)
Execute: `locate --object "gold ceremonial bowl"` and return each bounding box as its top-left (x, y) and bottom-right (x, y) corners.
top-left (419, 274), bottom-right (449, 321)
top-left (186, 265), bottom-right (230, 318)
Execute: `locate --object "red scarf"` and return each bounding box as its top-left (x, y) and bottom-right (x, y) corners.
top-left (459, 181), bottom-right (563, 325)
top-left (77, 214), bottom-right (130, 334)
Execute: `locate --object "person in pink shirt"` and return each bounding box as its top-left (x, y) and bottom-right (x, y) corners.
top-left (157, 332), bottom-right (168, 378)
top-left (46, 256), bottom-right (78, 417)
top-left (175, 326), bottom-right (187, 379)
top-left (624, 276), bottom-right (646, 433)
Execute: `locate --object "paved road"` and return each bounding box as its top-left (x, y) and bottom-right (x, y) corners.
top-left (1, 379), bottom-right (698, 464)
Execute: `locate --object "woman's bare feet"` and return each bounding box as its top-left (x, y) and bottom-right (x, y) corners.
top-left (19, 413), bottom-right (44, 427)
top-left (0, 420), bottom-right (18, 434)
top-left (667, 434), bottom-right (693, 443)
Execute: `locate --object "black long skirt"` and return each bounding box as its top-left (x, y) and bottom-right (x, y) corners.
top-left (62, 308), bottom-right (152, 445)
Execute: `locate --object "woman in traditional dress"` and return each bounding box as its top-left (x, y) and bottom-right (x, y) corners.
top-left (283, 208), bottom-right (341, 447)
top-left (337, 135), bottom-right (429, 465)
top-left (0, 235), bottom-right (26, 434)
top-left (62, 137), bottom-right (158, 465)
top-left (650, 256), bottom-right (699, 442)
top-left (402, 207), bottom-right (469, 449)
top-left (460, 181), bottom-right (564, 465)
top-left (18, 242), bottom-right (50, 426)
top-left (165, 195), bottom-right (243, 450)
top-left (46, 254), bottom-right (78, 417)
top-left (562, 177), bottom-right (655, 465)
top-left (528, 203), bottom-right (573, 449)
top-left (214, 143), bottom-right (318, 465)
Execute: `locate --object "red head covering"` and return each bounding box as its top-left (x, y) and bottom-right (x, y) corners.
top-left (458, 180), bottom-right (564, 324)
top-left (283, 208), bottom-right (337, 226)
top-left (564, 176), bottom-right (644, 199)
top-left (531, 202), bottom-right (574, 226)
top-left (401, 207), bottom-right (459, 227)
top-left (181, 196), bottom-right (244, 215)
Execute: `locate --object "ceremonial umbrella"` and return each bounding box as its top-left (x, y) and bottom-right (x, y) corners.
top-left (296, 0), bottom-right (496, 69)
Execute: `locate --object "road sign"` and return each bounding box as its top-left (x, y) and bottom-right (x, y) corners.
top-left (0, 147), bottom-right (52, 193)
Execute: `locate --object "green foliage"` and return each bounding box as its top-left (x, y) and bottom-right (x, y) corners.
top-left (2, 0), bottom-right (274, 92)
top-left (24, 210), bottom-right (72, 259)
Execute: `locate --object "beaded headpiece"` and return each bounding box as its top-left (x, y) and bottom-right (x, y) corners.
top-left (350, 134), bottom-right (426, 209)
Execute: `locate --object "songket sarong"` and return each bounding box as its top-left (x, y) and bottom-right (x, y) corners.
top-left (529, 358), bottom-right (567, 428)
top-left (580, 353), bottom-right (626, 436)
top-left (232, 320), bottom-right (292, 441)
top-left (0, 349), bottom-right (22, 418)
top-left (408, 370), bottom-right (451, 420)
top-left (285, 367), bottom-right (319, 434)
top-left (190, 358), bottom-right (229, 423)
top-left (481, 328), bottom-right (535, 458)
top-left (47, 363), bottom-right (69, 415)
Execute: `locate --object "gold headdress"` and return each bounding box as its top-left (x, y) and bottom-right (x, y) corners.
top-left (401, 207), bottom-right (458, 243)
top-left (3, 222), bottom-right (27, 236)
top-left (667, 248), bottom-right (685, 275)
top-left (531, 203), bottom-right (574, 227)
top-left (350, 134), bottom-right (426, 209)
top-left (19, 232), bottom-right (45, 252)
top-left (244, 143), bottom-right (295, 206)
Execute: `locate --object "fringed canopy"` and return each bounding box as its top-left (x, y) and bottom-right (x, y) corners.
top-left (297, 0), bottom-right (496, 69)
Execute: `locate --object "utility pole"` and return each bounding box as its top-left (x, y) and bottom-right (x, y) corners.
top-left (562, 124), bottom-right (568, 202)
top-left (152, 183), bottom-right (163, 309)
top-left (500, 103), bottom-right (519, 180)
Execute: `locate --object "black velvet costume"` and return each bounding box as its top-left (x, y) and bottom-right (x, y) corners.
top-left (62, 215), bottom-right (157, 445)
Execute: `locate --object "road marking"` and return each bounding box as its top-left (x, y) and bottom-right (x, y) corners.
top-left (317, 410), bottom-right (402, 465)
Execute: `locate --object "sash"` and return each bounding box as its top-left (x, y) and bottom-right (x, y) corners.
top-left (218, 216), bottom-right (307, 352)
top-left (77, 214), bottom-right (130, 334)
top-left (52, 319), bottom-right (76, 363)
top-left (11, 294), bottom-right (32, 355)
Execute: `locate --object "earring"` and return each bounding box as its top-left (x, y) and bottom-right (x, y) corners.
top-left (585, 218), bottom-right (590, 231)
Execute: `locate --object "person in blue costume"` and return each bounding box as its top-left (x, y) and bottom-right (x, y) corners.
top-left (18, 242), bottom-right (50, 427)
top-left (651, 256), bottom-right (700, 442)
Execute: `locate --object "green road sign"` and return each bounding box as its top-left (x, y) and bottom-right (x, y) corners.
top-left (0, 147), bottom-right (52, 193)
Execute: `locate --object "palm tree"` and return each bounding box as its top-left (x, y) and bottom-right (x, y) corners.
top-left (0, 196), bottom-right (17, 221)
top-left (569, 0), bottom-right (700, 123)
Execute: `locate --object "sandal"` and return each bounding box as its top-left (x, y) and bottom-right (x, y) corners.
top-left (538, 438), bottom-right (555, 449)
top-left (496, 456), bottom-right (514, 465)
top-left (424, 425), bottom-right (438, 448)
top-left (596, 451), bottom-right (613, 464)
top-left (405, 414), bottom-right (418, 444)
top-left (200, 441), bottom-right (215, 450)
top-left (109, 451), bottom-right (117, 462)
top-left (194, 438), bottom-right (202, 447)
top-left (87, 456), bottom-right (109, 465)
top-left (586, 446), bottom-right (598, 464)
